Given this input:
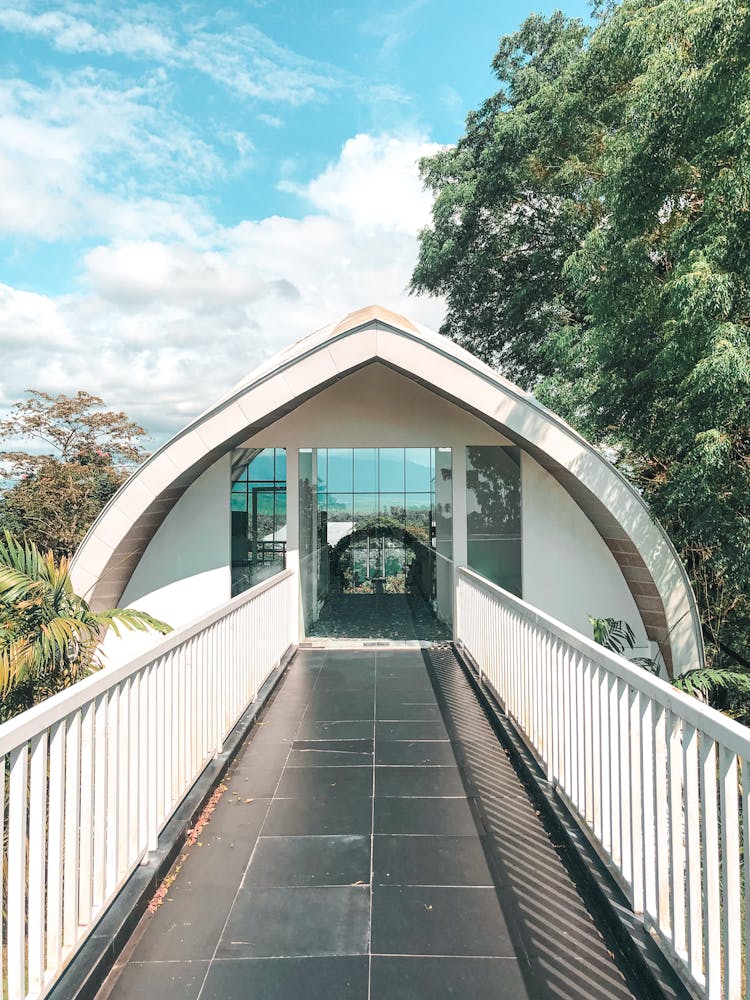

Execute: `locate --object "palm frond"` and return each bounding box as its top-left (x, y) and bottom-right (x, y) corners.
top-left (0, 530), bottom-right (170, 719)
top-left (96, 608), bottom-right (171, 639)
top-left (672, 667), bottom-right (750, 701)
top-left (589, 616), bottom-right (636, 655)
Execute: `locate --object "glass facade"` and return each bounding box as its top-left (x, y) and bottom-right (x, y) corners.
top-left (299, 447), bottom-right (453, 631)
top-left (231, 448), bottom-right (287, 596)
top-left (466, 445), bottom-right (522, 596)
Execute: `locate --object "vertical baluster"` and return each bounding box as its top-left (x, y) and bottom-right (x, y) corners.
top-left (105, 686), bottom-right (119, 897)
top-left (575, 652), bottom-right (585, 811)
top-left (583, 658), bottom-right (594, 825)
top-left (593, 665), bottom-right (605, 848)
top-left (63, 710), bottom-right (82, 949)
top-left (78, 701), bottom-right (95, 924)
top-left (177, 646), bottom-right (186, 796)
top-left (27, 731), bottom-right (48, 995)
top-left (699, 735), bottom-right (720, 998)
top-left (92, 693), bottom-right (107, 910)
top-left (562, 647), bottom-right (572, 794)
top-left (46, 719), bottom-right (66, 976)
top-left (117, 679), bottom-right (130, 879)
top-left (544, 632), bottom-right (553, 777)
top-left (608, 674), bottom-right (621, 870)
top-left (189, 637), bottom-right (197, 778)
top-left (719, 747), bottom-right (741, 1000)
top-left (129, 674), bottom-right (140, 860)
top-left (148, 663), bottom-right (159, 852)
top-left (639, 694), bottom-right (656, 920)
top-left (683, 722), bottom-right (703, 985)
top-left (167, 652), bottom-right (177, 812)
top-left (618, 680), bottom-right (632, 890)
top-left (667, 712), bottom-right (686, 959)
top-left (629, 687), bottom-right (644, 913)
top-left (139, 667), bottom-right (149, 855)
top-left (653, 703), bottom-right (670, 936)
top-left (7, 744), bottom-right (28, 1000)
top-left (548, 635), bottom-right (558, 783)
top-left (534, 625), bottom-right (542, 754)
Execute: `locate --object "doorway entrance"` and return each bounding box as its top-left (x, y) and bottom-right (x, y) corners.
top-left (299, 447), bottom-right (453, 640)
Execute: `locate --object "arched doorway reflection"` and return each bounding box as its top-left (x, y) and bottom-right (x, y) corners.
top-left (299, 447), bottom-right (453, 641)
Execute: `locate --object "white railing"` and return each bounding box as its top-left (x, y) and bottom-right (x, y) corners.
top-left (0, 568), bottom-right (296, 1000)
top-left (457, 565), bottom-right (749, 1000)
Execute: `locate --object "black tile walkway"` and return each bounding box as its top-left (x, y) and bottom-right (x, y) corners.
top-left (306, 592), bottom-right (451, 642)
top-left (99, 647), bottom-right (639, 1000)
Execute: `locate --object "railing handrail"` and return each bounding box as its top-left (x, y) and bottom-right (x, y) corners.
top-left (0, 568), bottom-right (294, 755)
top-left (458, 565), bottom-right (750, 758)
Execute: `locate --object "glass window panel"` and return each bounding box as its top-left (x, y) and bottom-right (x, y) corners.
top-left (274, 448), bottom-right (287, 483)
top-left (468, 540), bottom-right (522, 596)
top-left (252, 491), bottom-right (277, 538)
top-left (316, 448), bottom-right (328, 494)
top-left (327, 493), bottom-right (353, 523)
top-left (379, 493), bottom-right (405, 523)
top-left (232, 447), bottom-right (286, 597)
top-left (405, 492), bottom-right (432, 512)
top-left (385, 546), bottom-right (405, 577)
top-left (327, 448), bottom-right (353, 492)
top-left (466, 446), bottom-right (521, 538)
top-left (379, 448), bottom-right (404, 492)
top-left (249, 448), bottom-right (275, 482)
top-left (405, 498), bottom-right (431, 544)
top-left (274, 491), bottom-right (287, 534)
top-left (353, 448), bottom-right (378, 492)
top-left (299, 449), bottom-right (313, 484)
top-left (353, 493), bottom-right (378, 530)
top-left (466, 446), bottom-right (521, 595)
top-left (405, 448), bottom-right (431, 492)
top-left (434, 447), bottom-right (453, 554)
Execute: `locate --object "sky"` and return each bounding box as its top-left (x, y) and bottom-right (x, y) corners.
top-left (0, 0), bottom-right (590, 446)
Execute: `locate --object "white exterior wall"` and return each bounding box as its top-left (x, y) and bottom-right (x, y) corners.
top-left (103, 455), bottom-right (231, 665)
top-left (103, 364), bottom-right (652, 658)
top-left (522, 455), bottom-right (651, 652)
top-left (241, 363), bottom-right (507, 633)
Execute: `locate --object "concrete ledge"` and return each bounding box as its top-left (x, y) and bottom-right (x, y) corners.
top-left (47, 645), bottom-right (297, 1000)
top-left (451, 643), bottom-right (693, 1000)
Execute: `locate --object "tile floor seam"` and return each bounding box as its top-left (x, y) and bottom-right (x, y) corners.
top-left (194, 652), bottom-right (328, 1000)
top-left (367, 649), bottom-right (377, 1000)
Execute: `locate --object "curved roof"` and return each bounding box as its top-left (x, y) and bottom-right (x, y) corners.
top-left (71, 304), bottom-right (704, 675)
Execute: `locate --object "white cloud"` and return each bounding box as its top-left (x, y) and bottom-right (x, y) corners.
top-left (0, 73), bottom-right (219, 241)
top-left (0, 4), bottom-right (342, 105)
top-left (0, 134), bottom-right (445, 442)
top-left (282, 133), bottom-right (444, 234)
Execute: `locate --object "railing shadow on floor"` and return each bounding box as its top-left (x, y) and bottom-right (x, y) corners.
top-left (425, 645), bottom-right (638, 1000)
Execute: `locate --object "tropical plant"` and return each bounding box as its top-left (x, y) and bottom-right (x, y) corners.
top-left (591, 613), bottom-right (750, 722)
top-left (589, 615), bottom-right (661, 674)
top-left (0, 531), bottom-right (170, 721)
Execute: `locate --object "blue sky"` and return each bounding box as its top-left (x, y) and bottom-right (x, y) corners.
top-left (0, 0), bottom-right (590, 443)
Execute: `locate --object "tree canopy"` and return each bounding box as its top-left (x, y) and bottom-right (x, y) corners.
top-left (0, 390), bottom-right (149, 556)
top-left (412, 0), bottom-right (750, 673)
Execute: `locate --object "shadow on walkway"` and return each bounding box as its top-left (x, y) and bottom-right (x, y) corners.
top-left (307, 592), bottom-right (451, 642)
top-left (99, 647), bottom-right (639, 1000)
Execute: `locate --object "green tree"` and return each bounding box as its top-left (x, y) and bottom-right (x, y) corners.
top-left (0, 390), bottom-right (149, 556)
top-left (0, 532), bottom-right (170, 721)
top-left (413, 0), bottom-right (750, 671)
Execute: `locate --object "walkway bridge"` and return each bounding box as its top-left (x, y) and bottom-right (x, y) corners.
top-left (2, 567), bottom-right (748, 1000)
